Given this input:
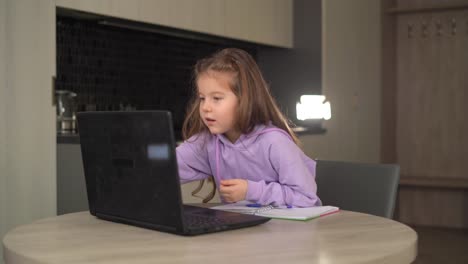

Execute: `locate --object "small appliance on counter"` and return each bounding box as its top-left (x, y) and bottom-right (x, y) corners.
top-left (56, 90), bottom-right (77, 134)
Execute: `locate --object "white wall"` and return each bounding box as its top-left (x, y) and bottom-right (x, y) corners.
top-left (300, 0), bottom-right (381, 163)
top-left (0, 0), bottom-right (7, 261)
top-left (1, 2), bottom-right (56, 262)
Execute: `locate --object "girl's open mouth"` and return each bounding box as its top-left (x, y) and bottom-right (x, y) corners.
top-left (205, 118), bottom-right (216, 124)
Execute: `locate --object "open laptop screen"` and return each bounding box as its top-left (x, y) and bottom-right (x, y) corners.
top-left (77, 111), bottom-right (185, 231)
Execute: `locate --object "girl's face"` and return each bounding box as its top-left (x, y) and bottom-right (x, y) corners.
top-left (197, 71), bottom-right (240, 143)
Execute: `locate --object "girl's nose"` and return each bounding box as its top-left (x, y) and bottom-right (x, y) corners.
top-left (201, 101), bottom-right (211, 112)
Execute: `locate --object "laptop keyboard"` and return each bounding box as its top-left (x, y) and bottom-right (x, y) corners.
top-left (184, 214), bottom-right (232, 228)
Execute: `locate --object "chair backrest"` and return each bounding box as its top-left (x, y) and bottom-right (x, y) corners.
top-left (315, 160), bottom-right (400, 218)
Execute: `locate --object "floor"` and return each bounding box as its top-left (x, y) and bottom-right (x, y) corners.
top-left (412, 226), bottom-right (468, 264)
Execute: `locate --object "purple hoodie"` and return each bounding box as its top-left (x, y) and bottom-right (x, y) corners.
top-left (176, 124), bottom-right (321, 207)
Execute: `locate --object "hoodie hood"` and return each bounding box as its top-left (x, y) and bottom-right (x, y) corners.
top-left (215, 123), bottom-right (290, 149)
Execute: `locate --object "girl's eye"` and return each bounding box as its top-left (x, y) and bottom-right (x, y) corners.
top-left (199, 97), bottom-right (205, 101)
top-left (213, 97), bottom-right (223, 101)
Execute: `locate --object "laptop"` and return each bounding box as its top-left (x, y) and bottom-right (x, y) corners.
top-left (77, 110), bottom-right (270, 236)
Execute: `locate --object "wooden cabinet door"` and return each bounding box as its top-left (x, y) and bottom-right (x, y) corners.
top-left (225, 0), bottom-right (293, 47)
top-left (167, 0), bottom-right (225, 36)
top-left (57, 0), bottom-right (293, 48)
top-left (383, 0), bottom-right (468, 228)
top-left (397, 11), bottom-right (468, 181)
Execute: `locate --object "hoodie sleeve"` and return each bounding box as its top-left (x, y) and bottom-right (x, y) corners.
top-left (245, 133), bottom-right (321, 207)
top-left (176, 134), bottom-right (212, 184)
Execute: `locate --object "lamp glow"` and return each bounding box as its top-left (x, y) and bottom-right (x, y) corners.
top-left (296, 95), bottom-right (331, 121)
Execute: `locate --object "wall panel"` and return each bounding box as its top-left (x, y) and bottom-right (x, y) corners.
top-left (1, 0), bottom-right (7, 262)
top-left (3, 0), bottom-right (56, 237)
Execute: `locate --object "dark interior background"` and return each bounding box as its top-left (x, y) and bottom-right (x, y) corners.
top-left (56, 0), bottom-right (322, 139)
top-left (56, 15), bottom-right (257, 139)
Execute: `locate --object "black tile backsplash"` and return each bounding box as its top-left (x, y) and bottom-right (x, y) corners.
top-left (56, 16), bottom-right (257, 139)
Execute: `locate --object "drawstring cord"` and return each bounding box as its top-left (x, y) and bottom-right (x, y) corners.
top-left (215, 137), bottom-right (220, 185)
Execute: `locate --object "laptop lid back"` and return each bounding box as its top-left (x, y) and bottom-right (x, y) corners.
top-left (77, 111), bottom-right (185, 233)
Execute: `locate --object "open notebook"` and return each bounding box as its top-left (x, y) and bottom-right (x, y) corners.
top-left (212, 201), bottom-right (339, 221)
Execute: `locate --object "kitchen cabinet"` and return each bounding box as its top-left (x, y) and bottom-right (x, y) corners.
top-left (274, 0), bottom-right (294, 48)
top-left (225, 0), bottom-right (293, 48)
top-left (166, 0), bottom-right (226, 37)
top-left (57, 143), bottom-right (88, 215)
top-left (53, 0), bottom-right (136, 20)
top-left (55, 0), bottom-right (293, 48)
top-left (138, 0), bottom-right (170, 26)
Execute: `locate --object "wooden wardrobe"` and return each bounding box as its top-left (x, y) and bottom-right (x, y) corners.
top-left (382, 0), bottom-right (468, 228)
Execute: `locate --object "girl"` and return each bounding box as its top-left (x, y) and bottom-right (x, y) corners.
top-left (176, 48), bottom-right (321, 207)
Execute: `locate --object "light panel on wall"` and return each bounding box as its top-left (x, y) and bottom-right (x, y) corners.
top-left (296, 95), bottom-right (331, 121)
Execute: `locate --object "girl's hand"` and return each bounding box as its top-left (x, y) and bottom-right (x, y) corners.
top-left (219, 179), bottom-right (248, 203)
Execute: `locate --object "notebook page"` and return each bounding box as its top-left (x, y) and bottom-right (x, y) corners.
top-left (255, 206), bottom-right (339, 220)
top-left (212, 201), bottom-right (339, 220)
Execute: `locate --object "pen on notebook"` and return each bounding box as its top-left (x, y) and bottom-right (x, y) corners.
top-left (246, 203), bottom-right (293, 209)
top-left (246, 203), bottom-right (262, 208)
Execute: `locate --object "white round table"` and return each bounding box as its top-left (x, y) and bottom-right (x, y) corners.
top-left (3, 210), bottom-right (417, 264)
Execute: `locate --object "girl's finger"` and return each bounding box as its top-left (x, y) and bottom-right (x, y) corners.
top-left (220, 179), bottom-right (237, 186)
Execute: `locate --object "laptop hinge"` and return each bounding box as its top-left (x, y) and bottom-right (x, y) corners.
top-left (95, 212), bottom-right (180, 232)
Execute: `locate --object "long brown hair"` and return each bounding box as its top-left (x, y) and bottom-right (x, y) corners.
top-left (182, 48), bottom-right (299, 145)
